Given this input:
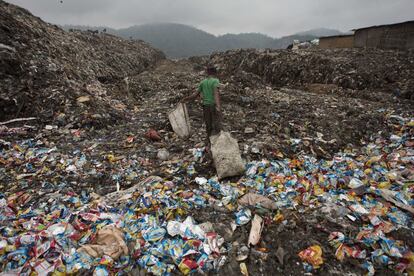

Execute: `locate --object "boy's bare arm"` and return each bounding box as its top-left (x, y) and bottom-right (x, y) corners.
top-left (181, 91), bottom-right (199, 102)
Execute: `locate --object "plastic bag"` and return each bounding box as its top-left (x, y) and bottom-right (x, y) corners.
top-left (210, 131), bottom-right (245, 179)
top-left (298, 245), bottom-right (324, 269)
top-left (77, 226), bottom-right (128, 260)
top-left (169, 103), bottom-right (191, 138)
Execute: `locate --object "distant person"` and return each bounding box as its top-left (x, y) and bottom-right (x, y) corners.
top-left (181, 66), bottom-right (222, 149)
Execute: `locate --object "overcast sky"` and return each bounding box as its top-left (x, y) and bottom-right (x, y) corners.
top-left (5, 0), bottom-right (414, 37)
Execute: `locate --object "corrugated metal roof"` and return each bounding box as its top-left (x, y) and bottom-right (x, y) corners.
top-left (319, 34), bottom-right (354, 39)
top-left (352, 20), bottom-right (414, 32)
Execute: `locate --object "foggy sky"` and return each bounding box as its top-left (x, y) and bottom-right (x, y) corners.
top-left (5, 0), bottom-right (414, 37)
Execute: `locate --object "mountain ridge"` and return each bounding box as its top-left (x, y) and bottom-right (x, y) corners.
top-left (63, 23), bottom-right (344, 58)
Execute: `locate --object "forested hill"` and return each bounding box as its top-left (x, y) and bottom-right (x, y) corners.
top-left (63, 23), bottom-right (343, 58)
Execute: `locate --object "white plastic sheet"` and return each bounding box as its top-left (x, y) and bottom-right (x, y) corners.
top-left (168, 103), bottom-right (191, 138)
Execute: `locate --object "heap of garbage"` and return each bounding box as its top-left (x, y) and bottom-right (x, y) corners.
top-left (0, 0), bottom-right (165, 124)
top-left (121, 58), bottom-right (413, 160)
top-left (1, 1), bottom-right (414, 275)
top-left (211, 48), bottom-right (414, 100)
top-left (1, 109), bottom-right (413, 275)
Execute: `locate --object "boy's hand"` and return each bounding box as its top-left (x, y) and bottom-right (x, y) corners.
top-left (181, 91), bottom-right (199, 103)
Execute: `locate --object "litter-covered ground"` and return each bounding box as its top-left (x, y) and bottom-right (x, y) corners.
top-left (1, 1), bottom-right (414, 275)
top-left (1, 111), bottom-right (413, 275)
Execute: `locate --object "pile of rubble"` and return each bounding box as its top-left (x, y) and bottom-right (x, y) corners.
top-left (211, 48), bottom-right (414, 100)
top-left (0, 0), bottom-right (165, 125)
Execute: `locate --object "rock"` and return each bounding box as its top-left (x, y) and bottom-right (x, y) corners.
top-left (157, 148), bottom-right (170, 161)
top-left (77, 96), bottom-right (90, 103)
top-left (244, 127), bottom-right (254, 134)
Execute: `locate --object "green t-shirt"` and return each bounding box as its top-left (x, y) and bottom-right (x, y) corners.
top-left (198, 77), bottom-right (219, 106)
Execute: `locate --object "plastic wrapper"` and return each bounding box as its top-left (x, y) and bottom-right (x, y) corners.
top-left (361, 261), bottom-right (375, 276)
top-left (166, 216), bottom-right (206, 240)
top-left (240, 262), bottom-right (249, 276)
top-left (178, 257), bottom-right (199, 275)
top-left (348, 178), bottom-right (364, 189)
top-left (142, 227), bottom-right (167, 243)
top-left (93, 265), bottom-right (110, 276)
top-left (298, 245), bottom-right (324, 269)
top-left (206, 232), bottom-right (220, 256)
top-left (235, 209), bottom-right (252, 225)
top-left (329, 232), bottom-right (367, 261)
top-left (379, 238), bottom-right (403, 258)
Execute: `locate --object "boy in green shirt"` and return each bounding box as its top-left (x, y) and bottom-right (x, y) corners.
top-left (182, 66), bottom-right (222, 147)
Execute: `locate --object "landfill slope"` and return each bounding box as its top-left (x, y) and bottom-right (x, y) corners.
top-left (211, 48), bottom-right (414, 100)
top-left (1, 1), bottom-right (414, 276)
top-left (2, 56), bottom-right (413, 275)
top-left (0, 0), bottom-right (165, 124)
top-left (125, 58), bottom-right (413, 159)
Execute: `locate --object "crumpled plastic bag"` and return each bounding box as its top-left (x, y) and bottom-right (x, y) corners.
top-left (238, 193), bottom-right (278, 210)
top-left (298, 245), bottom-right (324, 269)
top-left (210, 131), bottom-right (245, 180)
top-left (77, 225), bottom-right (128, 260)
top-left (167, 216), bottom-right (205, 240)
top-left (145, 129), bottom-right (161, 141)
top-left (235, 208), bottom-right (252, 225)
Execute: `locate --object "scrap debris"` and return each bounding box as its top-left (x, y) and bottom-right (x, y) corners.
top-left (0, 113), bottom-right (412, 275)
top-left (298, 245), bottom-right (324, 270)
top-left (0, 1), bottom-right (413, 275)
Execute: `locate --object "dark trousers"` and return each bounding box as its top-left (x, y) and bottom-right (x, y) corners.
top-left (203, 105), bottom-right (221, 143)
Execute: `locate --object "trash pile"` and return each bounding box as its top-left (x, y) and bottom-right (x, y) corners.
top-left (0, 1), bottom-right (165, 123)
top-left (0, 107), bottom-right (412, 274)
top-left (291, 39), bottom-right (319, 50)
top-left (232, 115), bottom-right (414, 275)
top-left (1, 2), bottom-right (414, 275)
top-left (120, 57), bottom-right (413, 160)
top-left (211, 48), bottom-right (414, 99)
